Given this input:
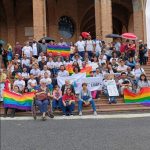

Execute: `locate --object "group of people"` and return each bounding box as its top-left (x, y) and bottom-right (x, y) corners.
top-left (0, 35), bottom-right (150, 120)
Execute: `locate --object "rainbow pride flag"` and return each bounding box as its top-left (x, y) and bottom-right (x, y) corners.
top-left (47, 45), bottom-right (70, 57)
top-left (66, 64), bottom-right (74, 75)
top-left (3, 90), bottom-right (35, 110)
top-left (66, 64), bottom-right (92, 76)
top-left (80, 66), bottom-right (92, 77)
top-left (124, 87), bottom-right (150, 106)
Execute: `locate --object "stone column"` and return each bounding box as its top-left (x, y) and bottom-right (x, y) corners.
top-left (32, 0), bottom-right (47, 40)
top-left (95, 0), bottom-right (101, 38)
top-left (3, 0), bottom-right (16, 45)
top-left (133, 0), bottom-right (144, 41)
top-left (100, 0), bottom-right (112, 41)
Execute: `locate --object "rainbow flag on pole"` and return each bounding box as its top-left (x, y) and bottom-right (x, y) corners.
top-left (124, 87), bottom-right (150, 106)
top-left (47, 45), bottom-right (70, 57)
top-left (3, 90), bottom-right (35, 110)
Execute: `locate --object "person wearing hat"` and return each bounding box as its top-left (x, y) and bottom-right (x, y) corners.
top-left (78, 83), bottom-right (97, 116)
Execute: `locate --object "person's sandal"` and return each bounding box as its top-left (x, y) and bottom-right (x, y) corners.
top-left (48, 112), bottom-right (54, 118)
top-left (42, 116), bottom-right (46, 121)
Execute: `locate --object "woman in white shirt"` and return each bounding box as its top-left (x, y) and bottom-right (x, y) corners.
top-left (27, 74), bottom-right (37, 91)
top-left (132, 63), bottom-right (145, 80)
top-left (85, 35), bottom-right (95, 57)
top-left (75, 36), bottom-right (85, 58)
top-left (22, 42), bottom-right (33, 58)
top-left (90, 56), bottom-right (99, 72)
top-left (54, 57), bottom-right (63, 75)
top-left (95, 36), bottom-right (102, 56)
top-left (137, 74), bottom-right (150, 92)
top-left (21, 54), bottom-right (30, 68)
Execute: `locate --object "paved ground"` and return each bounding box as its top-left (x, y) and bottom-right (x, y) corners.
top-left (1, 117), bottom-right (150, 150)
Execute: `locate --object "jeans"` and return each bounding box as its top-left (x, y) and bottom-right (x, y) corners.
top-left (87, 51), bottom-right (93, 58)
top-left (78, 51), bottom-right (85, 59)
top-left (62, 102), bottom-right (75, 115)
top-left (78, 99), bottom-right (96, 112)
top-left (103, 89), bottom-right (116, 103)
top-left (35, 100), bottom-right (49, 113)
top-left (52, 98), bottom-right (62, 110)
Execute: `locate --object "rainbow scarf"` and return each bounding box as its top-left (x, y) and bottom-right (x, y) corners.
top-left (3, 90), bottom-right (35, 110)
top-left (47, 45), bottom-right (70, 57)
top-left (124, 87), bottom-right (150, 106)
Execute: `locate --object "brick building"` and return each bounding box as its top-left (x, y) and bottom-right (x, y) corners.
top-left (0, 0), bottom-right (147, 45)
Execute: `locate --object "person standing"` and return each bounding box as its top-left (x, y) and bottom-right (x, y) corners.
top-left (58, 37), bottom-right (67, 46)
top-left (22, 41), bottom-right (33, 59)
top-left (0, 69), bottom-right (7, 101)
top-left (75, 36), bottom-right (85, 58)
top-left (39, 39), bottom-right (48, 55)
top-left (95, 35), bottom-right (102, 57)
top-left (85, 35), bottom-right (95, 57)
top-left (14, 42), bottom-right (22, 58)
top-left (0, 44), bottom-right (4, 68)
top-left (32, 39), bottom-right (41, 59)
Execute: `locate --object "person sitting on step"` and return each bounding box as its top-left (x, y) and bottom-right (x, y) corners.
top-left (78, 83), bottom-right (97, 116)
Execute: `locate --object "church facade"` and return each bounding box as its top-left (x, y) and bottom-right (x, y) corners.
top-left (0, 0), bottom-right (147, 45)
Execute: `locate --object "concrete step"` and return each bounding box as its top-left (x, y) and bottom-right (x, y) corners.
top-left (1, 102), bottom-right (149, 116)
top-left (1, 107), bottom-right (150, 117)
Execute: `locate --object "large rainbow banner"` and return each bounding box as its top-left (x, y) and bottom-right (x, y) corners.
top-left (3, 90), bottom-right (35, 110)
top-left (124, 87), bottom-right (150, 106)
top-left (47, 45), bottom-right (70, 57)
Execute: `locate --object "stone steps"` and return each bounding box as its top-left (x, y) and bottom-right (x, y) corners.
top-left (1, 101), bottom-right (149, 117)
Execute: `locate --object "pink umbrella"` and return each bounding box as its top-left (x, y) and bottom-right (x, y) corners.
top-left (81, 32), bottom-right (90, 38)
top-left (121, 33), bottom-right (138, 40)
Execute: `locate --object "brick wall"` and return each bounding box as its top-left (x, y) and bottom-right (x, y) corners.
top-left (0, 0), bottom-right (147, 45)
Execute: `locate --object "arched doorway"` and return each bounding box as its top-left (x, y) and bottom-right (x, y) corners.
top-left (80, 6), bottom-right (96, 38)
top-left (0, 0), bottom-right (8, 42)
top-left (112, 0), bottom-right (133, 34)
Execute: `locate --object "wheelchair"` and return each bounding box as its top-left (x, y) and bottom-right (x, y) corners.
top-left (32, 96), bottom-right (54, 120)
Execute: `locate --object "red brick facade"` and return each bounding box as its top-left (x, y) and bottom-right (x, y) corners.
top-left (0, 0), bottom-right (147, 46)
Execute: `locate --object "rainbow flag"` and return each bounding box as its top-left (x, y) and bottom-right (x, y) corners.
top-left (3, 90), bottom-right (35, 110)
top-left (80, 66), bottom-right (92, 77)
top-left (47, 45), bottom-right (70, 57)
top-left (124, 87), bottom-right (150, 106)
top-left (66, 64), bottom-right (74, 75)
top-left (66, 65), bottom-right (92, 76)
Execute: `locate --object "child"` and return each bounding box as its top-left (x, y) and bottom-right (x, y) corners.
top-left (52, 85), bottom-right (62, 111)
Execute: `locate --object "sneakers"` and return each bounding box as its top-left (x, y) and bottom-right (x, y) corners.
top-left (79, 111), bottom-right (82, 116)
top-left (93, 111), bottom-right (97, 116)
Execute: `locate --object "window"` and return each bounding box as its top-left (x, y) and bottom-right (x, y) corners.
top-left (58, 16), bottom-right (75, 38)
